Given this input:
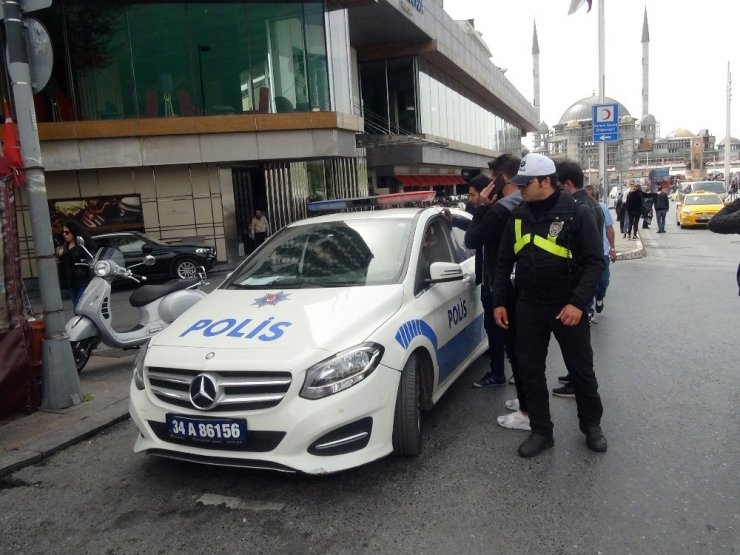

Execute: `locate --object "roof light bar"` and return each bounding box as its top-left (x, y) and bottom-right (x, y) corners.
top-left (307, 191), bottom-right (436, 212)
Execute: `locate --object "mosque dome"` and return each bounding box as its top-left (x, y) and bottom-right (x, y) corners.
top-left (558, 94), bottom-right (631, 125)
top-left (537, 121), bottom-right (549, 133)
top-left (641, 114), bottom-right (656, 126)
top-left (666, 129), bottom-right (696, 139)
top-left (717, 137), bottom-right (740, 146)
top-left (620, 115), bottom-right (635, 124)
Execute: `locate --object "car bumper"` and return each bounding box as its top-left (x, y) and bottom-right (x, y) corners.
top-left (129, 363), bottom-right (400, 474)
top-left (679, 213), bottom-right (714, 226)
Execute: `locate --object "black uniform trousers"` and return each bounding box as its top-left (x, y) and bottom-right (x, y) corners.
top-left (515, 300), bottom-right (603, 437)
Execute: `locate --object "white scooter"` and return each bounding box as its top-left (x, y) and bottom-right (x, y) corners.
top-left (66, 238), bottom-right (207, 372)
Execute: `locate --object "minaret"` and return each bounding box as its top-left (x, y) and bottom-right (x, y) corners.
top-left (641, 8), bottom-right (650, 119)
top-left (532, 20), bottom-right (541, 148)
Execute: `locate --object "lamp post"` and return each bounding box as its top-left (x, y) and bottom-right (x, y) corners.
top-left (197, 44), bottom-right (211, 115)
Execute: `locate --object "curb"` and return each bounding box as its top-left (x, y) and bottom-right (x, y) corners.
top-left (615, 239), bottom-right (646, 261)
top-left (0, 402), bottom-right (130, 478)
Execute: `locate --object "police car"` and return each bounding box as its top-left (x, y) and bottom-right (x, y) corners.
top-left (129, 192), bottom-right (488, 474)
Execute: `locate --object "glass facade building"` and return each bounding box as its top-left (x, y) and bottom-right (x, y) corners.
top-left (29, 1), bottom-right (331, 122)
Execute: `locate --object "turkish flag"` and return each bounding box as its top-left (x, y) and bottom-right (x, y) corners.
top-left (1, 100), bottom-right (25, 187)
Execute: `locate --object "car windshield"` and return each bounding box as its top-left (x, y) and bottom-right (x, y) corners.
top-left (225, 218), bottom-right (414, 289)
top-left (691, 182), bottom-right (725, 194)
top-left (684, 194), bottom-right (722, 205)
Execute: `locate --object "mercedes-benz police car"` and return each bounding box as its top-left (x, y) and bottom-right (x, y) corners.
top-left (129, 193), bottom-right (488, 474)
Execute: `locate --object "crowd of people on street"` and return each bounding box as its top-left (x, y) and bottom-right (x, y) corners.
top-left (464, 152), bottom-right (609, 458)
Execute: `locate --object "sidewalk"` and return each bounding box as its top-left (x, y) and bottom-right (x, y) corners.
top-left (0, 237), bottom-right (645, 478)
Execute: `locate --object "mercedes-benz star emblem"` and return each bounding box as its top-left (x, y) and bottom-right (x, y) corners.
top-left (189, 374), bottom-right (218, 410)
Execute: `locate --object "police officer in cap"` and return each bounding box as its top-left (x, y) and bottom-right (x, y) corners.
top-left (491, 153), bottom-right (607, 458)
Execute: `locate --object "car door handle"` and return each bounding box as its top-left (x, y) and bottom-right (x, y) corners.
top-left (462, 273), bottom-right (475, 285)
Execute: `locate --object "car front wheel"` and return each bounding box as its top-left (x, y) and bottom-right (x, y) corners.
top-left (392, 354), bottom-right (421, 457)
top-left (173, 257), bottom-right (199, 279)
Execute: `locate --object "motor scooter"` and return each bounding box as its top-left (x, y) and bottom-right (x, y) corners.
top-left (66, 238), bottom-right (207, 372)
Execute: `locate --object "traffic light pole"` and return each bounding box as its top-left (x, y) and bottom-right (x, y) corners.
top-left (2, 0), bottom-right (81, 408)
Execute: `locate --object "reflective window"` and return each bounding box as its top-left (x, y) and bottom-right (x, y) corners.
top-left (30, 1), bottom-right (330, 121)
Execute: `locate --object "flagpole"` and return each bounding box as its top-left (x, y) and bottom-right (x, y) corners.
top-left (725, 61), bottom-right (731, 192)
top-left (598, 0), bottom-right (607, 202)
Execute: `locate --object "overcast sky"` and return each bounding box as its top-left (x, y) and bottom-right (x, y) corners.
top-left (443, 0), bottom-right (740, 142)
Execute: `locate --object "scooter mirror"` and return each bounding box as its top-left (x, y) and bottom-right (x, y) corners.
top-left (143, 255), bottom-right (156, 266)
top-left (77, 237), bottom-right (85, 247)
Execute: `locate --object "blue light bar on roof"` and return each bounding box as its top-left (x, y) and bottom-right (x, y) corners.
top-left (307, 191), bottom-right (436, 212)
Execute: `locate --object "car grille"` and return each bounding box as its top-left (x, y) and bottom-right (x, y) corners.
top-left (147, 367), bottom-right (293, 412)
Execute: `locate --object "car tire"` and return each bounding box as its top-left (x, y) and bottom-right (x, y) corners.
top-left (172, 257), bottom-right (199, 279)
top-left (392, 354), bottom-right (421, 457)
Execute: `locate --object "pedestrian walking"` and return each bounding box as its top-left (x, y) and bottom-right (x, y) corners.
top-left (625, 181), bottom-right (643, 239)
top-left (708, 197), bottom-right (740, 295)
top-left (492, 153), bottom-right (607, 458)
top-left (654, 187), bottom-right (670, 232)
top-left (250, 209), bottom-right (270, 249)
top-left (615, 189), bottom-right (627, 235)
top-left (57, 219), bottom-right (97, 313)
top-left (642, 191), bottom-right (656, 229)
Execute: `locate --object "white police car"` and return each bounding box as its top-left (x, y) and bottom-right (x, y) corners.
top-left (129, 193), bottom-right (487, 474)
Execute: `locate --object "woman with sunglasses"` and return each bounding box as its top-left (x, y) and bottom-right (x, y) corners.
top-left (58, 219), bottom-right (97, 312)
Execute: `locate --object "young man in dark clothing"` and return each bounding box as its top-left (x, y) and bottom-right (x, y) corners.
top-left (492, 153), bottom-right (607, 458)
top-left (625, 181), bottom-right (644, 239)
top-left (654, 187), bottom-right (670, 232)
top-left (464, 155), bottom-right (530, 428)
top-left (708, 197), bottom-right (740, 294)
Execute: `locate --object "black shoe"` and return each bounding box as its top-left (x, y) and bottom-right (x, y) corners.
top-left (584, 426), bottom-right (608, 452)
top-left (472, 373), bottom-right (506, 388)
top-left (595, 299), bottom-right (604, 313)
top-left (557, 374), bottom-right (571, 384)
top-left (552, 383), bottom-right (575, 397)
top-left (518, 433), bottom-right (554, 458)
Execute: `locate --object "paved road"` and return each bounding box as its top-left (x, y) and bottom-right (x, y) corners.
top-left (1, 217), bottom-right (738, 554)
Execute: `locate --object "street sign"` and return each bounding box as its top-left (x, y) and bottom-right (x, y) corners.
top-left (593, 103), bottom-right (619, 142)
top-left (0, 0), bottom-right (52, 20)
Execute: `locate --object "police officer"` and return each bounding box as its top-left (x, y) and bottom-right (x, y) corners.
top-left (491, 153), bottom-right (607, 458)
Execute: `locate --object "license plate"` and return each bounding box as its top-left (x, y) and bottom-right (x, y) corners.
top-left (166, 414), bottom-right (247, 445)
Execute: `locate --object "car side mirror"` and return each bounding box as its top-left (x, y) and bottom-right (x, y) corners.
top-left (76, 236), bottom-right (85, 247)
top-left (142, 245), bottom-right (153, 254)
top-left (427, 262), bottom-right (463, 284)
top-left (143, 255), bottom-right (156, 266)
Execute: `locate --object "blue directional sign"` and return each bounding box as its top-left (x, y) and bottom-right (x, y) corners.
top-left (593, 103), bottom-right (619, 142)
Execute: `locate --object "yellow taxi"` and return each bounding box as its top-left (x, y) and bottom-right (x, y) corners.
top-left (676, 192), bottom-right (725, 228)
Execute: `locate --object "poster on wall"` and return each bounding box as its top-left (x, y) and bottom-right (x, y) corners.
top-left (48, 194), bottom-right (145, 237)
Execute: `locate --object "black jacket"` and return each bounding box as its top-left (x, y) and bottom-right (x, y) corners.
top-left (492, 190), bottom-right (605, 310)
top-left (708, 198), bottom-right (740, 294)
top-left (60, 243), bottom-right (92, 288)
top-left (654, 191), bottom-right (670, 211)
top-left (464, 192), bottom-right (522, 292)
top-left (572, 188), bottom-right (604, 243)
top-left (626, 190), bottom-right (644, 214)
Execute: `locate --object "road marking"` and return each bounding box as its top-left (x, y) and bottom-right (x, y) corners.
top-left (196, 493), bottom-right (284, 511)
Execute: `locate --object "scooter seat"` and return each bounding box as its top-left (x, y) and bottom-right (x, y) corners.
top-left (129, 278), bottom-right (200, 308)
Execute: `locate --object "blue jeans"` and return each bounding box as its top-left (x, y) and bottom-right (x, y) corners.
top-left (586, 256), bottom-right (611, 315)
top-left (71, 286), bottom-right (86, 314)
top-left (656, 209), bottom-right (667, 232)
top-left (481, 286), bottom-right (506, 381)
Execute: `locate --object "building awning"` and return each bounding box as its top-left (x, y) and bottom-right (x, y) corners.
top-left (396, 175), bottom-right (466, 187)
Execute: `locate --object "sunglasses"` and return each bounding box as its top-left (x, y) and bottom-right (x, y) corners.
top-left (516, 178), bottom-right (537, 189)
top-left (62, 230), bottom-right (72, 235)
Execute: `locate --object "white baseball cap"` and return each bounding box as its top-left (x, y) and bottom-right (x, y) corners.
top-left (510, 153), bottom-right (557, 185)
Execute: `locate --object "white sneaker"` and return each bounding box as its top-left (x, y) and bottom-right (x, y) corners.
top-left (496, 411), bottom-right (531, 431)
top-left (504, 398), bottom-right (520, 411)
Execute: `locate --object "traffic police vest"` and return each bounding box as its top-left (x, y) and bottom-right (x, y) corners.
top-left (513, 219), bottom-right (573, 259)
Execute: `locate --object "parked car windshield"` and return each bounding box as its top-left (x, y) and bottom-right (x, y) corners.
top-left (687, 182), bottom-right (725, 194)
top-left (225, 219), bottom-right (414, 288)
top-left (684, 194), bottom-right (722, 205)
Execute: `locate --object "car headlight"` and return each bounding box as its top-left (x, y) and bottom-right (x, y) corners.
top-left (300, 343), bottom-right (384, 400)
top-left (195, 247), bottom-right (211, 255)
top-left (681, 209), bottom-right (692, 215)
top-left (133, 340), bottom-right (149, 390)
top-left (93, 260), bottom-right (111, 276)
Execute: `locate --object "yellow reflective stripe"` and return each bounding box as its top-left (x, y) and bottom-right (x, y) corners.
top-left (514, 218), bottom-right (572, 259)
top-left (533, 235), bottom-right (572, 259)
top-left (513, 219), bottom-right (531, 254)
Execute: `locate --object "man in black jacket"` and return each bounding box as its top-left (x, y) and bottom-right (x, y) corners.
top-left (492, 153), bottom-right (607, 458)
top-left (708, 197), bottom-right (740, 294)
top-left (654, 187), bottom-right (670, 232)
top-left (464, 155), bottom-right (530, 428)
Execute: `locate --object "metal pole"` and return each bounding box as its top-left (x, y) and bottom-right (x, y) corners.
top-left (725, 61), bottom-right (731, 192)
top-left (598, 0), bottom-right (607, 203)
top-left (2, 0), bottom-right (81, 408)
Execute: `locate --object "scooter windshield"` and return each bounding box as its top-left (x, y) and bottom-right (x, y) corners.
top-left (94, 245), bottom-right (126, 269)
